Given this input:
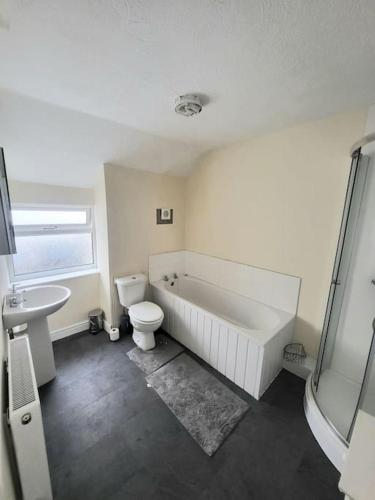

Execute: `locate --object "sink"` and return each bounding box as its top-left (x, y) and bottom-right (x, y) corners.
top-left (2, 285), bottom-right (71, 387)
top-left (3, 285), bottom-right (71, 329)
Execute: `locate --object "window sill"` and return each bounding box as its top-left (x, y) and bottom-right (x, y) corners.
top-left (13, 269), bottom-right (100, 288)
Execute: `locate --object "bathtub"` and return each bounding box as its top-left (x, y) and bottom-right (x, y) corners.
top-left (151, 275), bottom-right (295, 399)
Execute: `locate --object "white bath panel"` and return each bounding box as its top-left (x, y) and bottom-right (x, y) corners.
top-left (209, 320), bottom-right (220, 369)
top-left (258, 321), bottom-right (294, 397)
top-left (235, 335), bottom-right (248, 388)
top-left (217, 325), bottom-right (229, 375)
top-left (169, 296), bottom-right (178, 339)
top-left (183, 305), bottom-right (192, 351)
top-left (161, 299), bottom-right (169, 333)
top-left (245, 344), bottom-right (261, 398)
top-left (226, 329), bottom-right (239, 383)
top-left (168, 297), bottom-right (176, 335)
top-left (174, 299), bottom-right (184, 343)
top-left (203, 317), bottom-right (212, 362)
top-left (190, 308), bottom-right (198, 355)
top-left (197, 311), bottom-right (205, 356)
top-left (180, 302), bottom-right (187, 343)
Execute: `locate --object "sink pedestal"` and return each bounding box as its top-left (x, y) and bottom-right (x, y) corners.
top-left (3, 284), bottom-right (71, 386)
top-left (27, 317), bottom-right (56, 387)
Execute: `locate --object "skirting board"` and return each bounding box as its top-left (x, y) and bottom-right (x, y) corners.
top-left (50, 320), bottom-right (89, 342)
top-left (50, 319), bottom-right (113, 342)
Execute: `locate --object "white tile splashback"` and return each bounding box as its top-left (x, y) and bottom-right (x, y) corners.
top-left (185, 251), bottom-right (300, 315)
top-left (149, 250), bottom-right (300, 315)
top-left (148, 251), bottom-right (186, 283)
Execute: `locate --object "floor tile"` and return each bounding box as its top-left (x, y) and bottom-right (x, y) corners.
top-left (40, 330), bottom-right (343, 500)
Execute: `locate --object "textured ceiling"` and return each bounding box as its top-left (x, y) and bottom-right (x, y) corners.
top-left (0, 90), bottom-right (205, 187)
top-left (1, 0), bottom-right (375, 182)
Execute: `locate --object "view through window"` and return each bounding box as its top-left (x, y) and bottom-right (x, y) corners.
top-left (10, 206), bottom-right (95, 280)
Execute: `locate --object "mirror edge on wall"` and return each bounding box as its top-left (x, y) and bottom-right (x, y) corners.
top-left (0, 148), bottom-right (16, 256)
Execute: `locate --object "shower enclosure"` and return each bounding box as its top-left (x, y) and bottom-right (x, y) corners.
top-left (305, 134), bottom-right (375, 471)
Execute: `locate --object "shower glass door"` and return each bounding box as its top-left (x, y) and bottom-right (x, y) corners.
top-left (313, 149), bottom-right (373, 442)
top-left (359, 326), bottom-right (375, 419)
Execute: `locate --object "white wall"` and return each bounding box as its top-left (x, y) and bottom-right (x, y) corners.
top-left (94, 167), bottom-right (113, 327)
top-left (0, 257), bottom-right (16, 499)
top-left (0, 89), bottom-right (204, 188)
top-left (185, 111), bottom-right (366, 356)
top-left (8, 180), bottom-right (100, 335)
top-left (45, 273), bottom-right (100, 337)
top-left (104, 164), bottom-right (186, 325)
top-left (8, 180), bottom-right (94, 206)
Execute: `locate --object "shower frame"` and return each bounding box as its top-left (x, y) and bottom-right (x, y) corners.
top-left (304, 133), bottom-right (375, 471)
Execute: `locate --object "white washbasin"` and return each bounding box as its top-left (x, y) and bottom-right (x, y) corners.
top-left (2, 284), bottom-right (71, 387)
top-left (3, 285), bottom-right (71, 329)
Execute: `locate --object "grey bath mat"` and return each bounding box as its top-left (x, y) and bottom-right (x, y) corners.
top-left (127, 333), bottom-right (184, 375)
top-left (146, 353), bottom-right (249, 456)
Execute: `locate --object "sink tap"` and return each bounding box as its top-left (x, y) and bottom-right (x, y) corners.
top-left (8, 296), bottom-right (20, 308)
top-left (8, 285), bottom-right (23, 308)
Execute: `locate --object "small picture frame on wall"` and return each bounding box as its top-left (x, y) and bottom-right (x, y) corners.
top-left (156, 208), bottom-right (173, 224)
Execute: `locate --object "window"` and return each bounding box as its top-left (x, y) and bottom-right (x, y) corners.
top-left (9, 205), bottom-right (96, 281)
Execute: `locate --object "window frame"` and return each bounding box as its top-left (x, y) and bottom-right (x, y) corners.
top-left (8, 203), bottom-right (97, 283)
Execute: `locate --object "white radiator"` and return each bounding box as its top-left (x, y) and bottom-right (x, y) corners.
top-left (7, 335), bottom-right (53, 500)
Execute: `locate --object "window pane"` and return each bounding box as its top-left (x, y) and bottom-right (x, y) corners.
top-left (13, 233), bottom-right (94, 276)
top-left (12, 209), bottom-right (87, 226)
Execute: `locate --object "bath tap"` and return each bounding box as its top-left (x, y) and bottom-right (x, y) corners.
top-left (162, 275), bottom-right (169, 281)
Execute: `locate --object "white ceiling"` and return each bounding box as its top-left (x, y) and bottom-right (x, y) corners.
top-left (1, 0), bottom-right (375, 184)
top-left (0, 90), bottom-right (205, 187)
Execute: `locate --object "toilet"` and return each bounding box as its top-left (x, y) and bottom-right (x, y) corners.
top-left (115, 274), bottom-right (163, 350)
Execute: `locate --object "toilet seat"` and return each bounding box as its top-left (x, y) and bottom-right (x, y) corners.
top-left (129, 301), bottom-right (163, 324)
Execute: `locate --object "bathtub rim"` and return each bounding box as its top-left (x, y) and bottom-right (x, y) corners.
top-left (151, 277), bottom-right (294, 348)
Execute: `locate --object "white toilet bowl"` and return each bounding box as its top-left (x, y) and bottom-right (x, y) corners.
top-left (128, 301), bottom-right (164, 350)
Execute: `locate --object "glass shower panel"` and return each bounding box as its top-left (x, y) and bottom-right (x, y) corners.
top-left (357, 327), bottom-right (375, 419)
top-left (314, 152), bottom-right (370, 441)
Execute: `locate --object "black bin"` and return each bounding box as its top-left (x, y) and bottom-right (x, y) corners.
top-left (89, 308), bottom-right (103, 335)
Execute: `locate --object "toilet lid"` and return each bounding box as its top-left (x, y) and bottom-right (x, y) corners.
top-left (129, 301), bottom-right (163, 323)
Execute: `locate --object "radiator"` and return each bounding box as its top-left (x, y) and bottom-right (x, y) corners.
top-left (7, 335), bottom-right (52, 500)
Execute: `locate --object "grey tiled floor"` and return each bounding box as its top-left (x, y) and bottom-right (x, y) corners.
top-left (39, 330), bottom-right (343, 500)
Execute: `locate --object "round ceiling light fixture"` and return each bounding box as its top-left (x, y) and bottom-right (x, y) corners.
top-left (175, 94), bottom-right (202, 117)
